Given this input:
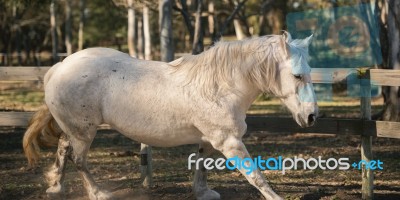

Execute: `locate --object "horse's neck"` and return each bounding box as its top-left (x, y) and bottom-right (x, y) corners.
top-left (229, 73), bottom-right (262, 114)
top-left (229, 54), bottom-right (279, 113)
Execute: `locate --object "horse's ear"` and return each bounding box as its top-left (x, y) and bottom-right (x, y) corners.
top-left (282, 31), bottom-right (292, 43)
top-left (304, 34), bottom-right (313, 46)
top-left (280, 33), bottom-right (289, 57)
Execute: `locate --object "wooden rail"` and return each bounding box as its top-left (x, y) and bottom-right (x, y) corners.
top-left (2, 67), bottom-right (400, 85)
top-left (310, 68), bottom-right (400, 86)
top-left (247, 116), bottom-right (400, 139)
top-left (2, 112), bottom-right (399, 139)
top-left (0, 67), bottom-right (50, 81)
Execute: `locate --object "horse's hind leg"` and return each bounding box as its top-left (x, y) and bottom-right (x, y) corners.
top-left (193, 142), bottom-right (220, 200)
top-left (67, 128), bottom-right (112, 200)
top-left (46, 134), bottom-right (70, 199)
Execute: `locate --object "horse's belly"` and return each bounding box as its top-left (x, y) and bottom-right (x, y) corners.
top-left (114, 123), bottom-right (203, 147)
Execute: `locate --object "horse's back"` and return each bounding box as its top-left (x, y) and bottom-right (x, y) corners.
top-left (63, 47), bottom-right (132, 62)
top-left (52, 48), bottom-right (167, 79)
top-left (44, 48), bottom-right (179, 128)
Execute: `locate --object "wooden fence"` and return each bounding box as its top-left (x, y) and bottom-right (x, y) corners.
top-left (1, 66), bottom-right (400, 200)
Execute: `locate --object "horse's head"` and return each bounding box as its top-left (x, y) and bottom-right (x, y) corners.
top-left (272, 32), bottom-right (318, 128)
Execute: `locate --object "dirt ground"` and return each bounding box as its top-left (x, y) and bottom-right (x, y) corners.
top-left (0, 127), bottom-right (399, 200)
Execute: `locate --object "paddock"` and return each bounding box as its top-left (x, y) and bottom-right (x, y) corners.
top-left (1, 67), bottom-right (400, 199)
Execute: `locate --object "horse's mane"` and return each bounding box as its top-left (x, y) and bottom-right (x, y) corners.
top-left (168, 35), bottom-right (298, 99)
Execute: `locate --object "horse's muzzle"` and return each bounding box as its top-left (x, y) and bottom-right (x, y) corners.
top-left (307, 114), bottom-right (316, 126)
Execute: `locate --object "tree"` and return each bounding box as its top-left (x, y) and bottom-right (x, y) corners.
top-left (258, 0), bottom-right (273, 36)
top-left (192, 0), bottom-right (204, 55)
top-left (374, 0), bottom-right (400, 121)
top-left (78, 0), bottom-right (86, 51)
top-left (173, 0), bottom-right (194, 51)
top-left (137, 16), bottom-right (144, 59)
top-left (215, 0), bottom-right (248, 42)
top-left (50, 0), bottom-right (58, 63)
top-left (143, 5), bottom-right (152, 60)
top-left (258, 0), bottom-right (285, 35)
top-left (208, 0), bottom-right (216, 42)
top-left (64, 0), bottom-right (72, 55)
top-left (232, 0), bottom-right (250, 40)
top-left (233, 19), bottom-right (247, 40)
top-left (159, 0), bottom-right (174, 62)
top-left (127, 0), bottom-right (137, 57)
top-left (383, 0), bottom-right (400, 121)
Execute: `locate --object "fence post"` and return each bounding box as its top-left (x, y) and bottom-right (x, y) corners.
top-left (140, 143), bottom-right (153, 187)
top-left (360, 69), bottom-right (373, 200)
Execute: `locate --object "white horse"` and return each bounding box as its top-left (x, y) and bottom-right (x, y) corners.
top-left (23, 32), bottom-right (318, 200)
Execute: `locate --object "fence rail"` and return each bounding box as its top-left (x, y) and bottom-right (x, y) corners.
top-left (0, 67), bottom-right (50, 81)
top-left (2, 67), bottom-right (400, 85)
top-left (2, 112), bottom-right (400, 139)
top-left (310, 68), bottom-right (400, 86)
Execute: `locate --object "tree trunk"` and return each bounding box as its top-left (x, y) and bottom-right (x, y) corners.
top-left (192, 0), bottom-right (204, 55)
top-left (65, 0), bottom-right (72, 55)
top-left (143, 5), bottom-right (152, 60)
top-left (137, 17), bottom-right (144, 59)
top-left (235, 0), bottom-right (252, 37)
top-left (16, 29), bottom-right (22, 66)
top-left (0, 26), bottom-right (9, 65)
top-left (175, 0), bottom-right (193, 52)
top-left (127, 0), bottom-right (137, 57)
top-left (266, 8), bottom-right (284, 34)
top-left (50, 0), bottom-right (58, 63)
top-left (159, 0), bottom-right (174, 62)
top-left (233, 19), bottom-right (247, 40)
top-left (208, 1), bottom-right (216, 42)
top-left (1, 35), bottom-right (9, 66)
top-left (258, 1), bottom-right (285, 35)
top-left (382, 0), bottom-right (400, 121)
top-left (78, 0), bottom-right (86, 51)
top-left (373, 0), bottom-right (389, 120)
top-left (215, 0), bottom-right (248, 42)
top-left (258, 0), bottom-right (273, 36)
top-left (12, 4), bottom-right (22, 66)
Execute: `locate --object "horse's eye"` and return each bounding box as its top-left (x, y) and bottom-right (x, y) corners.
top-left (294, 74), bottom-right (303, 80)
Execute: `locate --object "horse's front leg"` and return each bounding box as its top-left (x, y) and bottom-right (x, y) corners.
top-left (193, 143), bottom-right (220, 200)
top-left (211, 136), bottom-right (283, 200)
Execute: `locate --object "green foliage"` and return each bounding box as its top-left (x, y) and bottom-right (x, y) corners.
top-left (0, 0), bottom-right (51, 52)
top-left (83, 0), bottom-right (127, 47)
top-left (1, 0), bottom-right (367, 65)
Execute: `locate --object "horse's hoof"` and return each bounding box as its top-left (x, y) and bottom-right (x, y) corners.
top-left (196, 189), bottom-right (220, 200)
top-left (89, 190), bottom-right (113, 200)
top-left (46, 184), bottom-right (65, 199)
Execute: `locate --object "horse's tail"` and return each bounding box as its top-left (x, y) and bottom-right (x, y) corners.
top-left (23, 104), bottom-right (62, 168)
top-left (23, 62), bottom-right (63, 168)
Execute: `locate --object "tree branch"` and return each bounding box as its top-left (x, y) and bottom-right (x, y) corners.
top-left (215, 0), bottom-right (248, 42)
top-left (192, 0), bottom-right (204, 54)
top-left (173, 0), bottom-right (194, 42)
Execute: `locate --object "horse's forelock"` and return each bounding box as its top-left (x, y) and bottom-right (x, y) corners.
top-left (286, 37), bottom-right (312, 75)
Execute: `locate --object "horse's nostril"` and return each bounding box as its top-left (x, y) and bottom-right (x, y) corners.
top-left (308, 114), bottom-right (316, 124)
